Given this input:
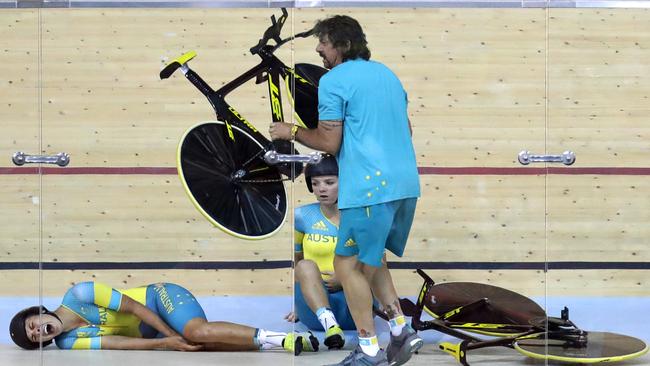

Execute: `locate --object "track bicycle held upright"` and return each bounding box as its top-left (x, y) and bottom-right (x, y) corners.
top-left (160, 9), bottom-right (327, 240)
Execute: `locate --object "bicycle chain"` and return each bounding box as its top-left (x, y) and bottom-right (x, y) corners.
top-left (235, 146), bottom-right (296, 184)
top-left (240, 148), bottom-right (266, 170)
top-left (237, 177), bottom-right (291, 184)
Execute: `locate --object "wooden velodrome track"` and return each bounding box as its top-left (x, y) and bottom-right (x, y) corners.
top-left (0, 6), bottom-right (649, 364)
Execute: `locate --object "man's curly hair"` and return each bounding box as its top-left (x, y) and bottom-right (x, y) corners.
top-left (314, 15), bottom-right (371, 61)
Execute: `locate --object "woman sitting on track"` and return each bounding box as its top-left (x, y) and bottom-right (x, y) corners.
top-left (9, 281), bottom-right (318, 354)
top-left (286, 154), bottom-right (353, 350)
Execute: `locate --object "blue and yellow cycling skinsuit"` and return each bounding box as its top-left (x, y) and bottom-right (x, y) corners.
top-left (54, 282), bottom-right (205, 349)
top-left (294, 203), bottom-right (355, 330)
top-left (295, 202), bottom-right (338, 279)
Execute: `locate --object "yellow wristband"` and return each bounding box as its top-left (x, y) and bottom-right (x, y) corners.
top-left (290, 125), bottom-right (299, 141)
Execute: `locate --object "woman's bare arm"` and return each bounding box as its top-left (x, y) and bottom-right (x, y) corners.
top-left (118, 294), bottom-right (177, 337)
top-left (100, 335), bottom-right (201, 351)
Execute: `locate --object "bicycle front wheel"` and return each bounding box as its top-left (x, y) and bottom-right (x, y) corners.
top-left (177, 121), bottom-right (287, 240)
top-left (514, 331), bottom-right (648, 363)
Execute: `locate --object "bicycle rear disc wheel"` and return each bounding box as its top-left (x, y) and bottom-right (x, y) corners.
top-left (425, 282), bottom-right (547, 336)
top-left (514, 331), bottom-right (649, 363)
top-left (178, 121), bottom-right (287, 240)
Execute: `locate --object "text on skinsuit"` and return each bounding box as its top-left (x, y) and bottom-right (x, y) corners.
top-left (305, 233), bottom-right (338, 244)
top-left (154, 284), bottom-right (175, 314)
top-left (98, 308), bottom-right (108, 324)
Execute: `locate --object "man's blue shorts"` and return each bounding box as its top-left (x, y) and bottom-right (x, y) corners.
top-left (336, 198), bottom-right (417, 267)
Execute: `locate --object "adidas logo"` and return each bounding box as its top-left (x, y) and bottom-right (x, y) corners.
top-left (311, 220), bottom-right (328, 231)
top-left (344, 238), bottom-right (356, 247)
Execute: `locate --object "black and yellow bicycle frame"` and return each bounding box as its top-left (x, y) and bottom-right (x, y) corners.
top-left (398, 269), bottom-right (648, 365)
top-left (180, 45), bottom-right (304, 145)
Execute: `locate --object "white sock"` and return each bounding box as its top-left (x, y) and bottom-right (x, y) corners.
top-left (316, 307), bottom-right (339, 331)
top-left (389, 315), bottom-right (406, 336)
top-left (260, 343), bottom-right (277, 350)
top-left (359, 335), bottom-right (380, 357)
top-left (254, 328), bottom-right (286, 349)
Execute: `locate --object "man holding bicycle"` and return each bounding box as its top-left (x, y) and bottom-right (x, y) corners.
top-left (270, 14), bottom-right (422, 366)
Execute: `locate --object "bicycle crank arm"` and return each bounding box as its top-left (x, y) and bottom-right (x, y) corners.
top-left (263, 151), bottom-right (322, 165)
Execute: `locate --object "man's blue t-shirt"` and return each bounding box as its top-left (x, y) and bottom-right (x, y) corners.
top-left (318, 59), bottom-right (420, 209)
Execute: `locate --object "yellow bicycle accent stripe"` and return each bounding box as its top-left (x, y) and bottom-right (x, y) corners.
top-left (422, 304), bottom-right (440, 319)
top-left (442, 306), bottom-right (464, 319)
top-left (228, 106), bottom-right (258, 133)
top-left (268, 77), bottom-right (283, 121)
top-left (283, 71), bottom-right (309, 128)
top-left (513, 338), bottom-right (648, 363)
top-left (422, 305), bottom-right (528, 337)
top-left (225, 121), bottom-right (235, 141)
top-left (438, 341), bottom-right (465, 363)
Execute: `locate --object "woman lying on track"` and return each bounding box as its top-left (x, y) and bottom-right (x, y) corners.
top-left (9, 281), bottom-right (318, 354)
